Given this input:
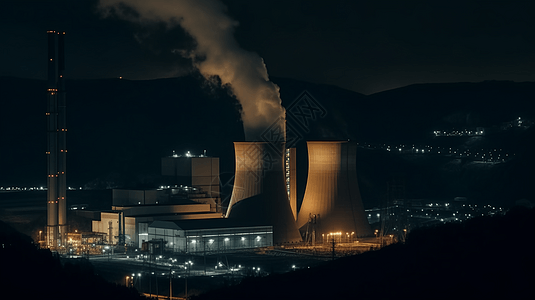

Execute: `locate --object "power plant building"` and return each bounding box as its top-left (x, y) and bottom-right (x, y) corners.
top-left (91, 201), bottom-right (223, 247)
top-left (91, 152), bottom-right (223, 247)
top-left (112, 189), bottom-right (168, 206)
top-left (142, 219), bottom-right (273, 253)
top-left (162, 152), bottom-right (220, 201)
top-left (91, 211), bottom-right (136, 245)
top-left (297, 141), bottom-right (372, 239)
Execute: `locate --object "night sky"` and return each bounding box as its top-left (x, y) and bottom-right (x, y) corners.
top-left (2, 0), bottom-right (534, 95)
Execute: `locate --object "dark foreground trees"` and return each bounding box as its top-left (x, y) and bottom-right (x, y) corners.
top-left (192, 207), bottom-right (535, 300)
top-left (0, 221), bottom-right (145, 300)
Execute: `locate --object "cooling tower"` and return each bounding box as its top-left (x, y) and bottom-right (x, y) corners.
top-left (297, 141), bottom-right (372, 238)
top-left (226, 142), bottom-right (302, 244)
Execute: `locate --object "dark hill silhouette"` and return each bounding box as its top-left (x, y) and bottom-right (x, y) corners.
top-left (191, 207), bottom-right (535, 300)
top-left (0, 220), bottom-right (146, 300)
top-left (367, 81), bottom-right (535, 142)
top-left (0, 76), bottom-right (534, 208)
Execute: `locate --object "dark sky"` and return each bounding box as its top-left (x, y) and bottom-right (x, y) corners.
top-left (1, 0), bottom-right (534, 94)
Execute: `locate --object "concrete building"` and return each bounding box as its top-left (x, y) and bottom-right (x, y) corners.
top-left (161, 152), bottom-right (220, 200)
top-left (297, 141), bottom-right (372, 239)
top-left (92, 200), bottom-right (223, 247)
top-left (141, 219), bottom-right (273, 254)
top-left (112, 189), bottom-right (168, 206)
top-left (91, 152), bottom-right (224, 247)
top-left (91, 211), bottom-right (136, 245)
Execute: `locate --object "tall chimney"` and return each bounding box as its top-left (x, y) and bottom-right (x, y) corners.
top-left (57, 31), bottom-right (67, 246)
top-left (297, 141), bottom-right (371, 238)
top-left (46, 30), bottom-right (67, 249)
top-left (46, 30), bottom-right (58, 249)
top-left (226, 142), bottom-right (302, 244)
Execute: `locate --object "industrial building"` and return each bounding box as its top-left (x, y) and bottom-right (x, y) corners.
top-left (162, 151), bottom-right (220, 203)
top-left (89, 141), bottom-right (373, 249)
top-left (91, 211), bottom-right (136, 245)
top-left (46, 30), bottom-right (67, 249)
top-left (141, 219), bottom-right (273, 254)
top-left (111, 189), bottom-right (168, 206)
top-left (91, 152), bottom-right (223, 247)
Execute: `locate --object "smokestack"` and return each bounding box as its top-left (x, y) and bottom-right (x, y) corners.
top-left (297, 141), bottom-right (372, 238)
top-left (226, 142), bottom-right (302, 244)
top-left (46, 30), bottom-right (67, 249)
top-left (57, 31), bottom-right (67, 245)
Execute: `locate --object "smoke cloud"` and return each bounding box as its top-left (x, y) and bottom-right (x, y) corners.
top-left (99, 0), bottom-right (285, 141)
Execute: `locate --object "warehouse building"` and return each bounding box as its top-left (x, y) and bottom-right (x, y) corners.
top-left (141, 219), bottom-right (273, 253)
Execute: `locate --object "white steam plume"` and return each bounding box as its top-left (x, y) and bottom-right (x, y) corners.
top-left (99, 0), bottom-right (285, 141)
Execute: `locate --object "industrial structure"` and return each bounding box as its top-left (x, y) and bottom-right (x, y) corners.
top-left (91, 152), bottom-right (223, 248)
top-left (36, 33), bottom-right (379, 257)
top-left (143, 219), bottom-right (273, 253)
top-left (297, 141), bottom-right (372, 242)
top-left (91, 200), bottom-right (221, 248)
top-left (78, 140), bottom-right (376, 254)
top-left (161, 151), bottom-right (221, 211)
top-left (46, 30), bottom-right (67, 249)
top-left (226, 142), bottom-right (302, 244)
top-left (87, 142), bottom-right (373, 250)
top-left (285, 148), bottom-right (297, 220)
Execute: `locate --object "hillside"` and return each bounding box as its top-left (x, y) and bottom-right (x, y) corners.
top-left (0, 219), bottom-right (146, 300)
top-left (192, 207), bottom-right (535, 300)
top-left (0, 76), bottom-right (534, 208)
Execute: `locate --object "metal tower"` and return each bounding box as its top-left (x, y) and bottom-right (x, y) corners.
top-left (46, 30), bottom-right (67, 249)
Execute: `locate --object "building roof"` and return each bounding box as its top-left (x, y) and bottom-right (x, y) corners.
top-left (149, 218), bottom-right (272, 231)
top-left (149, 220), bottom-right (182, 230)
